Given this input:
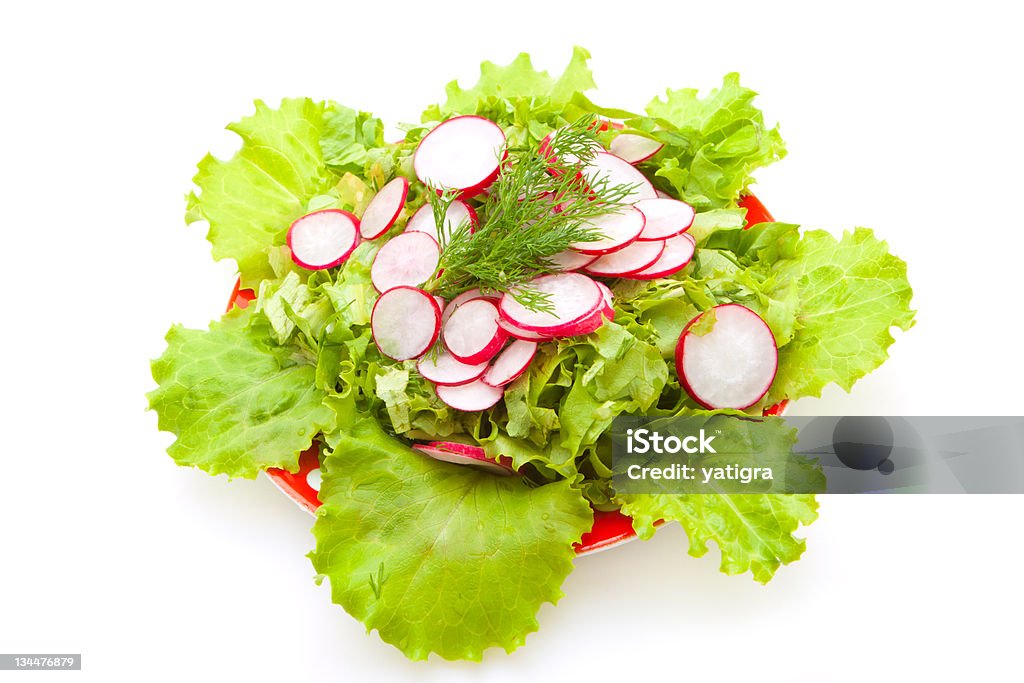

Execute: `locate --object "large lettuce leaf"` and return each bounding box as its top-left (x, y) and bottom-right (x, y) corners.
top-left (310, 415), bottom-right (592, 661)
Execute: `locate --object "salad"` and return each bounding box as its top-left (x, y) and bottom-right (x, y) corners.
top-left (149, 48), bottom-right (915, 661)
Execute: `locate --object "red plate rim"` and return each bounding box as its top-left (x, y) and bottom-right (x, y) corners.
top-left (234, 193), bottom-right (785, 555)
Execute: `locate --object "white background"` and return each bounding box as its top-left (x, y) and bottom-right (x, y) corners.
top-left (2, 1), bottom-right (1023, 681)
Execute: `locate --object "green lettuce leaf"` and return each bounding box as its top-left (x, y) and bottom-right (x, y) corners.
top-left (310, 415), bottom-right (593, 661)
top-left (767, 228), bottom-right (915, 401)
top-left (186, 98), bottom-right (335, 286)
top-left (321, 102), bottom-right (384, 175)
top-left (148, 309), bottom-right (334, 478)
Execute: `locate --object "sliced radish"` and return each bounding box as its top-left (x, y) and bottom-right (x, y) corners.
top-left (371, 287), bottom-right (441, 361)
top-left (583, 152), bottom-right (657, 203)
top-left (370, 231), bottom-right (440, 292)
top-left (442, 287), bottom-right (483, 325)
top-left (359, 177), bottom-right (409, 239)
top-left (583, 239), bottom-right (665, 277)
top-left (287, 209), bottom-right (360, 270)
top-left (634, 198), bottom-right (695, 241)
top-left (499, 273), bottom-right (603, 334)
top-left (655, 188), bottom-right (673, 199)
top-left (433, 295), bottom-right (446, 312)
top-left (571, 206), bottom-right (646, 255)
top-left (435, 379), bottom-right (504, 412)
top-left (676, 304), bottom-right (778, 410)
top-left (609, 133), bottom-right (664, 164)
top-left (443, 298), bottom-right (507, 364)
top-left (417, 351), bottom-right (487, 386)
top-left (596, 282), bottom-right (615, 320)
top-left (631, 233), bottom-right (695, 280)
top-left (413, 442), bottom-right (515, 475)
top-left (482, 340), bottom-right (537, 387)
top-left (547, 307), bottom-right (604, 337)
top-left (539, 127), bottom-right (604, 173)
top-left (413, 115), bottom-right (506, 198)
top-left (548, 249), bottom-right (597, 272)
top-left (497, 318), bottom-right (549, 341)
top-left (405, 200), bottom-right (478, 244)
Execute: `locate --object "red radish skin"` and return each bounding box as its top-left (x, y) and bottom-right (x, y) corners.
top-left (286, 209), bottom-right (360, 270)
top-left (631, 233), bottom-right (695, 280)
top-left (676, 304), bottom-right (778, 410)
top-left (482, 340), bottom-right (537, 387)
top-left (413, 115), bottom-right (507, 198)
top-left (413, 443), bottom-right (515, 475)
top-left (435, 379), bottom-right (504, 412)
top-left (405, 200), bottom-right (478, 243)
top-left (549, 249), bottom-right (598, 272)
top-left (571, 206), bottom-right (646, 255)
top-left (359, 177), bottom-right (409, 239)
top-left (546, 307), bottom-right (604, 337)
top-left (597, 282), bottom-right (615, 320)
top-left (609, 133), bottom-right (664, 164)
top-left (427, 441), bottom-right (515, 473)
top-left (416, 351), bottom-right (487, 386)
top-left (634, 197), bottom-right (695, 241)
top-left (498, 272), bottom-right (603, 334)
top-left (583, 152), bottom-right (657, 203)
top-left (442, 298), bottom-right (508, 365)
top-left (583, 239), bottom-right (665, 277)
top-left (497, 318), bottom-right (549, 341)
top-left (370, 231), bottom-right (440, 293)
top-left (370, 287), bottom-right (441, 361)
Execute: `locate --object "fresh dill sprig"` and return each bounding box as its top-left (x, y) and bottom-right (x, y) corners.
top-left (424, 115), bottom-right (637, 313)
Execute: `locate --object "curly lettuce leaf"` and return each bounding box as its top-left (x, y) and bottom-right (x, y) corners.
top-left (321, 102), bottom-right (384, 175)
top-left (148, 309), bottom-right (334, 478)
top-left (186, 98), bottom-right (335, 286)
top-left (641, 73), bottom-right (786, 209)
top-left (310, 415), bottom-right (593, 661)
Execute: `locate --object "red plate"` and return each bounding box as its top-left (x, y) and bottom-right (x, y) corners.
top-left (235, 194), bottom-right (786, 555)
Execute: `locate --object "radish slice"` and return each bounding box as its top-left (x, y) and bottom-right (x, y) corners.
top-left (609, 133), bottom-right (664, 164)
top-left (443, 298), bottom-right (507, 364)
top-left (371, 287), bottom-right (441, 361)
top-left (571, 206), bottom-right (646, 255)
top-left (441, 288), bottom-right (483, 325)
top-left (359, 177), bottom-right (409, 239)
top-left (435, 379), bottom-right (504, 412)
top-left (433, 295), bottom-right (446, 312)
top-left (287, 209), bottom-right (360, 270)
top-left (370, 231), bottom-right (440, 292)
top-left (417, 351), bottom-right (487, 386)
top-left (482, 340), bottom-right (537, 387)
top-left (655, 188), bottom-right (673, 199)
top-left (549, 249), bottom-right (597, 272)
top-left (634, 198), bottom-right (695, 241)
top-left (547, 307), bottom-right (604, 337)
top-left (631, 233), bottom-right (695, 280)
top-left (583, 152), bottom-right (657, 203)
top-left (499, 273), bottom-right (603, 334)
top-left (497, 318), bottom-right (549, 341)
top-left (405, 200), bottom-right (478, 244)
top-left (413, 115), bottom-right (506, 198)
top-left (413, 442), bottom-right (515, 475)
top-left (596, 282), bottom-right (615, 320)
top-left (583, 239), bottom-right (665, 277)
top-left (676, 304), bottom-right (778, 410)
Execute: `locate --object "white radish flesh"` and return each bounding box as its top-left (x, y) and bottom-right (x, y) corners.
top-left (497, 318), bottom-right (549, 341)
top-left (631, 233), bottom-right (695, 280)
top-left (583, 152), bottom-right (657, 202)
top-left (676, 304), bottom-right (778, 410)
top-left (571, 206), bottom-right (646, 255)
top-left (416, 351), bottom-right (487, 386)
top-left (482, 340), bottom-right (537, 387)
top-left (609, 133), bottom-right (664, 164)
top-left (583, 239), bottom-right (665, 277)
top-left (370, 231), bottom-right (440, 292)
top-left (634, 197), bottom-right (695, 241)
top-left (549, 249), bottom-right (597, 272)
top-left (287, 209), bottom-right (360, 270)
top-left (359, 177), bottom-right (409, 239)
top-left (443, 298), bottom-right (507, 364)
top-left (597, 282), bottom-right (615, 320)
top-left (405, 200), bottom-right (478, 244)
top-left (413, 443), bottom-right (515, 475)
top-left (435, 379), bottom-right (505, 412)
top-left (498, 273), bottom-right (603, 334)
top-left (441, 288), bottom-right (483, 325)
top-left (413, 115), bottom-right (506, 198)
top-left (371, 287), bottom-right (441, 361)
